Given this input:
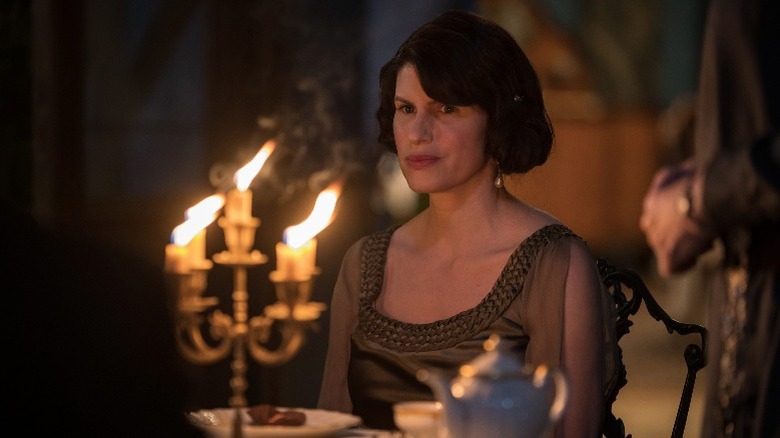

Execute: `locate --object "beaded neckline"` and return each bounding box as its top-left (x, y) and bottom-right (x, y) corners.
top-left (357, 223), bottom-right (577, 352)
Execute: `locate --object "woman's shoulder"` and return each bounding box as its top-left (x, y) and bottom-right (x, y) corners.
top-left (342, 225), bottom-right (398, 260)
top-left (335, 228), bottom-right (396, 291)
top-left (506, 199), bottom-right (588, 246)
top-left (512, 222), bottom-right (586, 264)
top-left (515, 221), bottom-right (597, 288)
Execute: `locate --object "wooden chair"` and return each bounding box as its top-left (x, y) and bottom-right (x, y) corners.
top-left (597, 258), bottom-right (708, 438)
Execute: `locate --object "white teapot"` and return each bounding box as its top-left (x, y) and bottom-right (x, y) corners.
top-left (417, 334), bottom-right (568, 438)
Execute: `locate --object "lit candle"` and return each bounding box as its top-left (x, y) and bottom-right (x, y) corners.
top-left (184, 194), bottom-right (225, 267)
top-left (275, 181), bottom-right (343, 280)
top-left (188, 229), bottom-right (206, 265)
top-left (165, 241), bottom-right (190, 274)
top-left (165, 221), bottom-right (199, 274)
top-left (225, 139), bottom-right (276, 223)
top-left (275, 238), bottom-right (317, 281)
top-left (225, 188), bottom-right (253, 224)
top-left (164, 194), bottom-right (225, 272)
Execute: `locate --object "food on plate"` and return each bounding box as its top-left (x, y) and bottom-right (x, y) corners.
top-left (246, 404), bottom-right (307, 426)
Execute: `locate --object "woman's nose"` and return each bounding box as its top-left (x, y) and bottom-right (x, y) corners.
top-left (407, 112), bottom-right (432, 144)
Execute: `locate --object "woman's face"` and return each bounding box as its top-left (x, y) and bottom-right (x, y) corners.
top-left (393, 64), bottom-right (490, 195)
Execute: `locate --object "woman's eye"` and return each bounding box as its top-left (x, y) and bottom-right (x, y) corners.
top-left (397, 105), bottom-right (414, 114)
top-left (441, 105), bottom-right (456, 114)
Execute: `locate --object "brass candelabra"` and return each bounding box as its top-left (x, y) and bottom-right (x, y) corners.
top-left (167, 214), bottom-right (326, 437)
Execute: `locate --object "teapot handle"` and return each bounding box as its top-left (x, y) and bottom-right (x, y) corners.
top-left (534, 365), bottom-right (568, 422)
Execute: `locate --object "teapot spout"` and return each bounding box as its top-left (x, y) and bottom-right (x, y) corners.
top-left (416, 368), bottom-right (450, 401)
top-left (416, 368), bottom-right (461, 437)
top-left (417, 368), bottom-right (464, 414)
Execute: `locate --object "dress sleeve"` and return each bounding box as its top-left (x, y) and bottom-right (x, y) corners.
top-left (520, 237), bottom-right (618, 438)
top-left (317, 237), bottom-right (365, 412)
top-left (519, 238), bottom-right (569, 371)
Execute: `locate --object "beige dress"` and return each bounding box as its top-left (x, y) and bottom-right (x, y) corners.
top-left (318, 224), bottom-right (618, 430)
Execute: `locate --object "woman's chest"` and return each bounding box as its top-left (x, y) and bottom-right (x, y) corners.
top-left (373, 250), bottom-right (511, 323)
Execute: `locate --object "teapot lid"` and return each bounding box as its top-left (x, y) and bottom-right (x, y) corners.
top-left (459, 334), bottom-right (529, 379)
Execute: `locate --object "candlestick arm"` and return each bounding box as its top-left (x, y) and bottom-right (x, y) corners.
top-left (175, 310), bottom-right (234, 364)
top-left (245, 314), bottom-right (308, 366)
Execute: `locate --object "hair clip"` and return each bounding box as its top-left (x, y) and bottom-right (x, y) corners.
top-left (513, 95), bottom-right (524, 102)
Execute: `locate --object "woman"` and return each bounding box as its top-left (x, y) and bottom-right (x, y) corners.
top-left (318, 10), bottom-right (617, 437)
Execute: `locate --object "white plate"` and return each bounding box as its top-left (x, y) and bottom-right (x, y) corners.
top-left (188, 407), bottom-right (362, 438)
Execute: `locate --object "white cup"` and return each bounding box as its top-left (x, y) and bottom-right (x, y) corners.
top-left (392, 401), bottom-right (446, 438)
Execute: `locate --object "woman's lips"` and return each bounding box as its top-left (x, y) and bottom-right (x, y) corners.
top-left (404, 154), bottom-right (438, 170)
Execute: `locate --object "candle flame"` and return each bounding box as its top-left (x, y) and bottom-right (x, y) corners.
top-left (185, 194), bottom-right (225, 220)
top-left (284, 180), bottom-right (343, 248)
top-left (234, 139), bottom-right (276, 191)
top-left (172, 194), bottom-right (225, 246)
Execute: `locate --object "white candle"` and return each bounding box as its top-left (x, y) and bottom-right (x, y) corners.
top-left (182, 194), bottom-right (225, 265)
top-left (166, 194), bottom-right (223, 273)
top-left (227, 139), bottom-right (275, 224)
top-left (274, 180), bottom-right (343, 280)
top-left (165, 243), bottom-right (190, 274)
top-left (188, 229), bottom-right (207, 267)
top-left (275, 238), bottom-right (317, 281)
top-left (225, 188), bottom-right (252, 223)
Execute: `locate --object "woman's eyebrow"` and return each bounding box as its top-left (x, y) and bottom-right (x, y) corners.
top-left (394, 96), bottom-right (440, 107)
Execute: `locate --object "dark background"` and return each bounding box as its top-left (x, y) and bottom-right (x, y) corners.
top-left (2, 0), bottom-right (707, 412)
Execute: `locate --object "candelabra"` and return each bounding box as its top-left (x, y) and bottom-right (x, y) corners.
top-left (167, 214), bottom-right (326, 438)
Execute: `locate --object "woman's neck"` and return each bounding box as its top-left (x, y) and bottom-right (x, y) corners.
top-left (413, 185), bottom-right (521, 252)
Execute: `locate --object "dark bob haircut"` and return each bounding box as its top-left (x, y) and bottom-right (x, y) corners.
top-left (376, 10), bottom-right (553, 174)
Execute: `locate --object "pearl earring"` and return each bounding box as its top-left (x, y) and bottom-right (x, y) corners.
top-left (494, 167), bottom-right (504, 189)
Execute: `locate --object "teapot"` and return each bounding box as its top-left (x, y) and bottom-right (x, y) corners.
top-left (417, 334), bottom-right (568, 438)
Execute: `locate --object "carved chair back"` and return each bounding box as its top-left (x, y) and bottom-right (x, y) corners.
top-left (597, 258), bottom-right (708, 438)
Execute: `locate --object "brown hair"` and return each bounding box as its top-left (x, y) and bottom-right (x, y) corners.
top-left (376, 10), bottom-right (553, 174)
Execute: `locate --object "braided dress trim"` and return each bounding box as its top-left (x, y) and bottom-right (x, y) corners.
top-left (357, 223), bottom-right (578, 352)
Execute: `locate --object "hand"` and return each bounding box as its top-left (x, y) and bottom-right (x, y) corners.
top-left (639, 160), bottom-right (716, 276)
